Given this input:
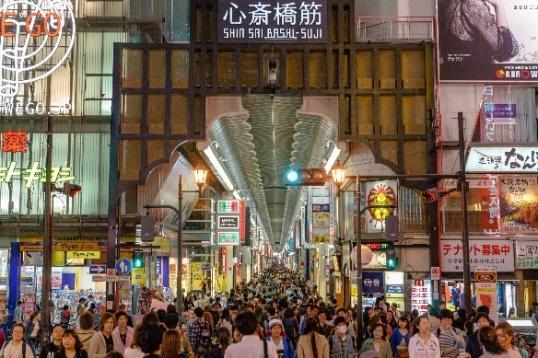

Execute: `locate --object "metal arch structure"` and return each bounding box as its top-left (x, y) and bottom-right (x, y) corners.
top-left (107, 0), bottom-right (436, 305)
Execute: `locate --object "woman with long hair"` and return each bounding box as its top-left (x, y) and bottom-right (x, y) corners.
top-left (160, 330), bottom-right (193, 358)
top-left (478, 326), bottom-right (508, 358)
top-left (361, 323), bottom-right (392, 358)
top-left (408, 316), bottom-right (440, 358)
top-left (209, 327), bottom-right (230, 358)
top-left (495, 322), bottom-right (523, 358)
top-left (111, 312), bottom-right (134, 354)
top-left (391, 316), bottom-right (412, 355)
top-left (296, 318), bottom-right (329, 358)
top-left (25, 312), bottom-right (42, 353)
top-left (53, 330), bottom-right (88, 358)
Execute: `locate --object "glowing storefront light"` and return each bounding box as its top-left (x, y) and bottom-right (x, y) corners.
top-left (0, 161), bottom-right (74, 188)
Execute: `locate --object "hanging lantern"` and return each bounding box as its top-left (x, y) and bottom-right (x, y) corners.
top-left (350, 245), bottom-right (373, 267)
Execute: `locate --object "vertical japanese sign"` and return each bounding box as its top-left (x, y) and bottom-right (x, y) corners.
top-left (411, 280), bottom-right (432, 314)
top-left (470, 177), bottom-right (501, 235)
top-left (365, 180), bottom-right (397, 233)
top-left (217, 200), bottom-right (244, 246)
top-left (218, 0), bottom-right (327, 43)
top-left (475, 267), bottom-right (498, 322)
top-left (312, 203), bottom-right (330, 243)
top-left (499, 176), bottom-right (538, 233)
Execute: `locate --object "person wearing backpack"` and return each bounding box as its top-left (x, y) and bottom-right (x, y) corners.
top-left (188, 307), bottom-right (212, 357)
top-left (0, 324), bottom-right (34, 358)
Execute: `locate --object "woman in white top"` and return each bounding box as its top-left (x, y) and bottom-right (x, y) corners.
top-left (0, 324), bottom-right (34, 358)
top-left (409, 316), bottom-right (441, 358)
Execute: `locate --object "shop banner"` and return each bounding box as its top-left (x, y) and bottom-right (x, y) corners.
top-left (499, 176), bottom-right (538, 233)
top-left (472, 176), bottom-right (501, 235)
top-left (217, 0), bottom-right (327, 43)
top-left (312, 203), bottom-right (330, 243)
top-left (190, 262), bottom-right (204, 291)
top-left (362, 271), bottom-right (384, 294)
top-left (365, 180), bottom-right (397, 233)
top-left (466, 146), bottom-right (538, 173)
top-left (411, 280), bottom-right (432, 314)
top-left (439, 0), bottom-right (538, 82)
top-left (441, 239), bottom-right (514, 272)
top-left (516, 241), bottom-right (538, 268)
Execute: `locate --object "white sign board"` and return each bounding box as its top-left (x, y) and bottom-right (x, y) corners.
top-left (430, 267), bottom-right (441, 280)
top-left (516, 241), bottom-right (538, 269)
top-left (466, 146), bottom-right (538, 173)
top-left (441, 240), bottom-right (514, 272)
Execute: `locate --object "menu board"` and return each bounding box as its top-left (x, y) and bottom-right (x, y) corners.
top-left (411, 280), bottom-right (432, 314)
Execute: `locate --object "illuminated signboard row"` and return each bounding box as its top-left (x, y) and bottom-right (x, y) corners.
top-left (0, 161), bottom-right (74, 188)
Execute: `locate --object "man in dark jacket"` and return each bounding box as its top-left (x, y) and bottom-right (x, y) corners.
top-left (466, 313), bottom-right (490, 358)
top-left (39, 325), bottom-right (64, 358)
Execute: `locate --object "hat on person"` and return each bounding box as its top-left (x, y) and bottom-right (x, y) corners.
top-left (269, 318), bottom-right (284, 329)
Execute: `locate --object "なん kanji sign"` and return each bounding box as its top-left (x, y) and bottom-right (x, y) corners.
top-left (218, 0), bottom-right (327, 43)
top-left (467, 146), bottom-right (538, 173)
top-left (441, 239), bottom-right (514, 272)
top-left (1, 131), bottom-right (28, 153)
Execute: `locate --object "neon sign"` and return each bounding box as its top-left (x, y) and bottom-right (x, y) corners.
top-left (0, 161), bottom-right (74, 188)
top-left (0, 0), bottom-right (76, 99)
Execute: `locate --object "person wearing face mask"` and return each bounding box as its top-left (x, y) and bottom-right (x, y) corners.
top-left (329, 317), bottom-right (355, 358)
top-left (361, 323), bottom-right (392, 358)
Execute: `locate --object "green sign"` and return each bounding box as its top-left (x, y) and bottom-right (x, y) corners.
top-left (218, 200), bottom-right (240, 214)
top-left (218, 231), bottom-right (240, 246)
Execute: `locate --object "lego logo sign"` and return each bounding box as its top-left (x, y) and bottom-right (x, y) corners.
top-left (0, 0), bottom-right (76, 100)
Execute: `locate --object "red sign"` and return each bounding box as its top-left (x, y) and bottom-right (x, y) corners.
top-left (1, 131), bottom-right (28, 153)
top-left (1, 12), bottom-right (61, 38)
top-left (220, 247), bottom-right (227, 274)
top-left (239, 200), bottom-right (246, 243)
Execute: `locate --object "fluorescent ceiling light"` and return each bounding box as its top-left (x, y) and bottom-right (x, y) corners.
top-left (324, 145), bottom-right (341, 173)
top-left (203, 146), bottom-right (234, 191)
top-left (233, 190), bottom-right (241, 200)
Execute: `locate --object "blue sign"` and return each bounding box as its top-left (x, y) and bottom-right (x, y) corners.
top-left (115, 259), bottom-right (132, 275)
top-left (362, 271), bottom-right (384, 294)
top-left (89, 265), bottom-right (106, 275)
top-left (386, 285), bottom-right (404, 294)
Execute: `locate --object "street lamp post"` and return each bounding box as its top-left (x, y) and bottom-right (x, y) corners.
top-left (144, 166), bottom-right (207, 315)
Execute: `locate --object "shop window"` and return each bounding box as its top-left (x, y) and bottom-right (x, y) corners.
top-left (217, 52), bottom-right (235, 88)
top-left (149, 50), bottom-right (166, 88)
top-left (286, 52), bottom-right (304, 89)
top-left (240, 52), bottom-right (258, 88)
top-left (308, 52), bottom-right (327, 89)
top-left (171, 50), bottom-right (189, 88)
top-left (120, 95), bottom-right (142, 134)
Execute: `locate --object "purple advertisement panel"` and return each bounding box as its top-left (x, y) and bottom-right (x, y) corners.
top-left (218, 0), bottom-right (327, 43)
top-left (362, 271), bottom-right (385, 294)
top-left (483, 103), bottom-right (516, 124)
top-left (439, 0), bottom-right (538, 82)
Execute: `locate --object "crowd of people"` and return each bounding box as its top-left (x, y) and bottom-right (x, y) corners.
top-left (0, 265), bottom-right (534, 358)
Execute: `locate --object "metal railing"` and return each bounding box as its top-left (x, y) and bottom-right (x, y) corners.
top-left (356, 16), bottom-right (435, 42)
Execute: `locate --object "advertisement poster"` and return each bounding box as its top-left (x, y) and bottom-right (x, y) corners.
top-left (312, 203), bottom-right (330, 243)
top-left (469, 177), bottom-right (501, 234)
top-left (475, 267), bottom-right (498, 322)
top-left (364, 180), bottom-right (397, 233)
top-left (499, 176), bottom-right (538, 233)
top-left (441, 239), bottom-right (514, 272)
top-left (439, 0), bottom-right (538, 82)
top-left (190, 262), bottom-right (204, 291)
top-left (362, 271), bottom-right (384, 294)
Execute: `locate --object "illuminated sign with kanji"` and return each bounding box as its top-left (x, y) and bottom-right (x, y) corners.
top-left (0, 161), bottom-right (74, 188)
top-left (441, 239), bottom-right (514, 272)
top-left (218, 0), bottom-right (327, 43)
top-left (467, 146), bottom-right (538, 173)
top-left (66, 251), bottom-right (101, 259)
top-left (1, 131), bottom-right (27, 153)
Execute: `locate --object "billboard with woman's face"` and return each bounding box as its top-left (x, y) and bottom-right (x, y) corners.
top-left (438, 0), bottom-right (538, 82)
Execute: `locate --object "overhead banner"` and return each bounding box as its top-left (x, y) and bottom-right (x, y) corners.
top-left (439, 0), bottom-right (538, 82)
top-left (218, 0), bottom-right (327, 43)
top-left (441, 239), bottom-right (514, 272)
top-left (499, 176), bottom-right (538, 233)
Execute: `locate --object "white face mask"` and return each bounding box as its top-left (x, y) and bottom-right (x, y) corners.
top-left (336, 325), bottom-right (348, 335)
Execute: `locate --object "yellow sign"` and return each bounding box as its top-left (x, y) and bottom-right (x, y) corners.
top-left (66, 251), bottom-right (101, 259)
top-left (191, 262), bottom-right (204, 291)
top-left (55, 243), bottom-right (99, 251)
top-left (216, 275), bottom-right (227, 293)
top-left (132, 268), bottom-right (146, 286)
top-left (351, 284), bottom-right (358, 297)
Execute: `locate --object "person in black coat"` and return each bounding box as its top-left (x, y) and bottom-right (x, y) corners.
top-left (53, 330), bottom-right (88, 358)
top-left (40, 325), bottom-right (65, 358)
top-left (466, 313), bottom-right (490, 358)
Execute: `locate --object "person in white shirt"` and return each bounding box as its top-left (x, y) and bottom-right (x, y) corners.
top-left (409, 316), bottom-right (441, 358)
top-left (0, 324), bottom-right (34, 358)
top-left (224, 311), bottom-right (277, 358)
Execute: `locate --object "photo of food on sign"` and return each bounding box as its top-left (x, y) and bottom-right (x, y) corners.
top-left (499, 176), bottom-right (538, 232)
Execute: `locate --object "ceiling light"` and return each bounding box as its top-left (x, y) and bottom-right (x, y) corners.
top-left (233, 190), bottom-right (241, 200)
top-left (324, 145), bottom-right (341, 173)
top-left (203, 146), bottom-right (234, 191)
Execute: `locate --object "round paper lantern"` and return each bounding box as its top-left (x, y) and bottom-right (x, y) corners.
top-left (350, 245), bottom-right (373, 267)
